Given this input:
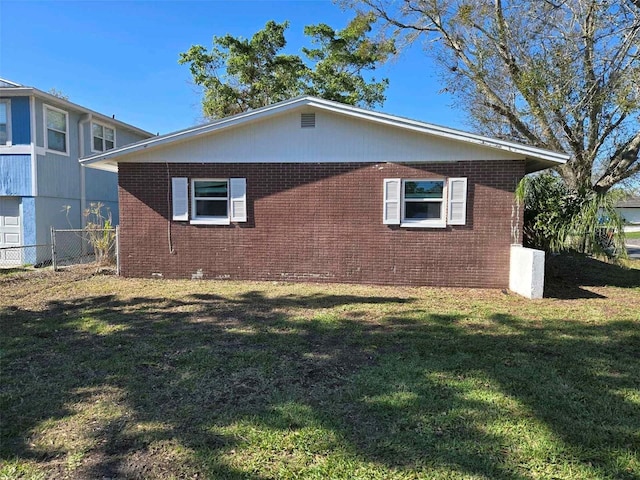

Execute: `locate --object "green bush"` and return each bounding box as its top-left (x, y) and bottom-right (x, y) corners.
top-left (516, 174), bottom-right (626, 258)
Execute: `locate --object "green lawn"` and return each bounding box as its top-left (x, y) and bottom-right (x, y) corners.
top-left (1, 256), bottom-right (639, 479)
top-left (626, 230), bottom-right (640, 240)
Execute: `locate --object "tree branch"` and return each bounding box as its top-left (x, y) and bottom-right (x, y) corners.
top-left (595, 130), bottom-right (640, 190)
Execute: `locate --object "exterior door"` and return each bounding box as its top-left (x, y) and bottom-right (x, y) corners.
top-left (0, 197), bottom-right (21, 265)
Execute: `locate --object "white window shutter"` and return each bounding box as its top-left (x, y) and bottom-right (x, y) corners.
top-left (447, 177), bottom-right (468, 225)
top-left (383, 178), bottom-right (401, 225)
top-left (230, 178), bottom-right (247, 222)
top-left (171, 177), bottom-right (189, 221)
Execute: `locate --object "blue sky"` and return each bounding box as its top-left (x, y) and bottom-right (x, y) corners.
top-left (0, 0), bottom-right (465, 135)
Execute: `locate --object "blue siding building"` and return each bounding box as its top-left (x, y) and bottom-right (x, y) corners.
top-left (0, 78), bottom-right (152, 265)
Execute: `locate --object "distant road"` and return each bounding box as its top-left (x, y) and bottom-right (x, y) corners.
top-left (627, 238), bottom-right (640, 259)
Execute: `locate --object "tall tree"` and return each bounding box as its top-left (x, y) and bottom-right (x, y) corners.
top-left (179, 15), bottom-right (394, 119)
top-left (349, 0), bottom-right (640, 193)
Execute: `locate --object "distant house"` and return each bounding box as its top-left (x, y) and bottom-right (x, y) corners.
top-left (82, 96), bottom-right (568, 289)
top-left (616, 198), bottom-right (640, 225)
top-left (0, 78), bottom-right (152, 264)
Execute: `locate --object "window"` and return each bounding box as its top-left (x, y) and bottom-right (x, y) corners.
top-left (0, 99), bottom-right (11, 145)
top-left (92, 122), bottom-right (116, 152)
top-left (192, 179), bottom-right (229, 223)
top-left (44, 104), bottom-right (68, 154)
top-left (383, 177), bottom-right (467, 227)
top-left (403, 180), bottom-right (445, 226)
top-left (172, 177), bottom-right (247, 225)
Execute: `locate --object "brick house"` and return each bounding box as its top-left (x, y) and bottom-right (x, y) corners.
top-left (81, 96), bottom-right (567, 288)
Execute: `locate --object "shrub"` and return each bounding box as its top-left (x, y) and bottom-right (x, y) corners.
top-left (516, 173), bottom-right (626, 258)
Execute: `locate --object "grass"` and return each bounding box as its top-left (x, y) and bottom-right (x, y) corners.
top-left (626, 230), bottom-right (640, 240)
top-left (1, 257), bottom-right (639, 479)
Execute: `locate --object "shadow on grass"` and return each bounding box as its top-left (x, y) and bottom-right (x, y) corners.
top-left (544, 253), bottom-right (640, 299)
top-left (1, 287), bottom-right (639, 478)
top-left (0, 266), bottom-right (33, 276)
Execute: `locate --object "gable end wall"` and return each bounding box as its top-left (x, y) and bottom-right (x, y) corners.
top-left (118, 160), bottom-right (524, 288)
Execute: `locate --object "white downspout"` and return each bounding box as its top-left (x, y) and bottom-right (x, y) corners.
top-left (29, 95), bottom-right (38, 196)
top-left (79, 113), bottom-right (91, 228)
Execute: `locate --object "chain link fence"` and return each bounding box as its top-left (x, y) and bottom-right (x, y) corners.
top-left (0, 244), bottom-right (53, 269)
top-left (0, 227), bottom-right (119, 271)
top-left (51, 227), bottom-right (119, 272)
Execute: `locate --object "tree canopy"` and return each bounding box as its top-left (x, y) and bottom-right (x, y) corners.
top-left (179, 15), bottom-right (395, 119)
top-left (349, 0), bottom-right (640, 192)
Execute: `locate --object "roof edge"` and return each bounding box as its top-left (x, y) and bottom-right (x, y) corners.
top-left (0, 78), bottom-right (23, 87)
top-left (0, 83), bottom-right (154, 138)
top-left (81, 95), bottom-right (570, 170)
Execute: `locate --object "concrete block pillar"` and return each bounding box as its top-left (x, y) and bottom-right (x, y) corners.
top-left (509, 245), bottom-right (545, 299)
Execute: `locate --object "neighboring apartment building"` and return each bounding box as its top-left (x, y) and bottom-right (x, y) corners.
top-left (0, 78), bottom-right (152, 264)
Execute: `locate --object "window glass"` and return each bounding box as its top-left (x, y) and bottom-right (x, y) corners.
top-left (195, 181), bottom-right (227, 198)
top-left (405, 202), bottom-right (442, 220)
top-left (92, 123), bottom-right (116, 152)
top-left (105, 127), bottom-right (115, 142)
top-left (47, 109), bottom-right (66, 131)
top-left (196, 199), bottom-right (227, 217)
top-left (46, 106), bottom-right (67, 152)
top-left (48, 129), bottom-right (66, 152)
top-left (0, 102), bottom-right (7, 144)
top-left (405, 181), bottom-right (443, 198)
top-left (104, 127), bottom-right (115, 149)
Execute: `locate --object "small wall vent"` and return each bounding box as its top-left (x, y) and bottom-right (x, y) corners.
top-left (301, 113), bottom-right (316, 128)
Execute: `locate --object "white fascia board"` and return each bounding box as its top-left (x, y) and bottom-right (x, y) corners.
top-left (0, 87), bottom-right (34, 96)
top-left (0, 78), bottom-right (23, 87)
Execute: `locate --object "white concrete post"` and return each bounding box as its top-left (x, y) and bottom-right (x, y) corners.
top-left (509, 245), bottom-right (545, 299)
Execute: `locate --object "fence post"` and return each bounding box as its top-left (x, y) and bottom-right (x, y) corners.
top-left (115, 225), bottom-right (120, 276)
top-left (51, 226), bottom-right (57, 271)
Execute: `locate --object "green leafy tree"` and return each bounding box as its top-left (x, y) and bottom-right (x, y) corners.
top-left (349, 0), bottom-right (640, 193)
top-left (179, 15), bottom-right (395, 119)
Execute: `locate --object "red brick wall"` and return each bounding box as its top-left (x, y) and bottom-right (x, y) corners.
top-left (118, 160), bottom-right (524, 288)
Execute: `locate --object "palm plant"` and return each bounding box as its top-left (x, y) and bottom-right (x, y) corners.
top-left (83, 202), bottom-right (116, 265)
top-left (516, 174), bottom-right (627, 258)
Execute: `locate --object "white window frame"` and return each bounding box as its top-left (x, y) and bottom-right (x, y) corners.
top-left (190, 178), bottom-right (230, 225)
top-left (400, 178), bottom-right (447, 228)
top-left (43, 103), bottom-right (69, 155)
top-left (0, 99), bottom-right (12, 146)
top-left (91, 121), bottom-right (116, 153)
